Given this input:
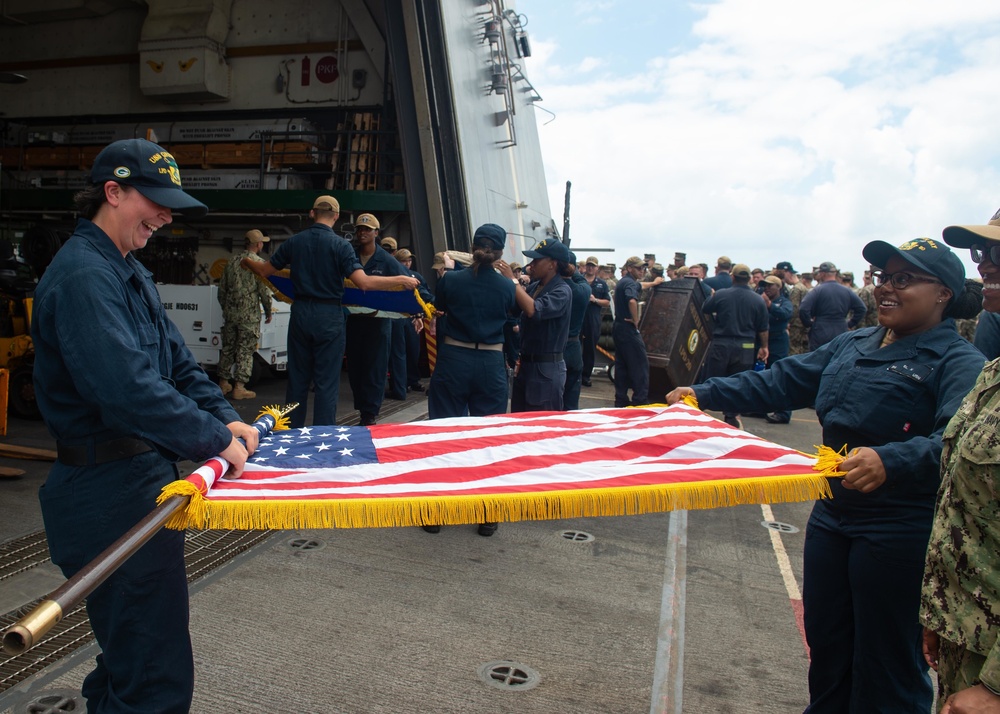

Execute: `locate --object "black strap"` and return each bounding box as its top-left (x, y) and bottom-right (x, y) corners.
top-left (520, 353), bottom-right (563, 363)
top-left (57, 437), bottom-right (152, 467)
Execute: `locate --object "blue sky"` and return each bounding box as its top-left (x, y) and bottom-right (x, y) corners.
top-left (514, 0), bottom-right (1000, 280)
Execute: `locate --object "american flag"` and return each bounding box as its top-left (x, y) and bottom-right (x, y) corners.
top-left (163, 404), bottom-right (831, 531)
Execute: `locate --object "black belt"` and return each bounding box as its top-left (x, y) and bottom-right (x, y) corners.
top-left (520, 353), bottom-right (563, 363)
top-left (566, 335), bottom-right (580, 342)
top-left (297, 297), bottom-right (342, 305)
top-left (57, 437), bottom-right (152, 467)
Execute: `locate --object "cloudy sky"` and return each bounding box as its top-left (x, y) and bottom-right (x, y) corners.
top-left (514, 0), bottom-right (1000, 280)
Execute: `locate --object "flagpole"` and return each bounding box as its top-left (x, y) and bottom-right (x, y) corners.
top-left (1, 404), bottom-right (297, 656)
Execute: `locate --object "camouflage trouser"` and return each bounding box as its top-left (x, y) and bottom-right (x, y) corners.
top-left (936, 636), bottom-right (987, 710)
top-left (219, 319), bottom-right (261, 383)
top-left (788, 325), bottom-right (809, 355)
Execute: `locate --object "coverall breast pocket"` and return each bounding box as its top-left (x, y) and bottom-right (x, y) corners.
top-left (137, 322), bottom-right (160, 363)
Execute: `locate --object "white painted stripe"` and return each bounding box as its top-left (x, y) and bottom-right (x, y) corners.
top-left (650, 509), bottom-right (687, 714)
top-left (761, 504), bottom-right (801, 601)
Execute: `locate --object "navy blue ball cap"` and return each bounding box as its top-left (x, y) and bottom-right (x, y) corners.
top-left (472, 223), bottom-right (506, 250)
top-left (862, 237), bottom-right (965, 297)
top-left (523, 237), bottom-right (571, 263)
top-left (90, 139), bottom-right (208, 217)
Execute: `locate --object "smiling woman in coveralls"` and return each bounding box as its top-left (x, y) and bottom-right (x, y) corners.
top-left (668, 237), bottom-right (984, 713)
top-left (31, 139), bottom-right (261, 713)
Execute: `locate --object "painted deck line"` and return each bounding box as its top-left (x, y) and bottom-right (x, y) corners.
top-left (650, 509), bottom-right (688, 714)
top-left (761, 503), bottom-right (809, 657)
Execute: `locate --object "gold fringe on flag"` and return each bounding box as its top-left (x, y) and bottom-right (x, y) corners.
top-left (165, 471), bottom-right (836, 531)
top-left (814, 444), bottom-right (849, 476)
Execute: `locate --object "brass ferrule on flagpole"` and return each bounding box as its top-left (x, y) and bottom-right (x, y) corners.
top-left (2, 404), bottom-right (298, 656)
top-left (2, 600), bottom-right (62, 654)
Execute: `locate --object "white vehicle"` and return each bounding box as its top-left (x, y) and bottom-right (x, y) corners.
top-left (156, 284), bottom-right (289, 386)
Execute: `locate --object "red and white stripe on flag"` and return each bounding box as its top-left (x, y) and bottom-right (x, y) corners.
top-left (162, 404), bottom-right (832, 531)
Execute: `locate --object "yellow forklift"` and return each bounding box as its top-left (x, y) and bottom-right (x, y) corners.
top-left (0, 289), bottom-right (36, 419)
top-left (0, 224), bottom-right (65, 420)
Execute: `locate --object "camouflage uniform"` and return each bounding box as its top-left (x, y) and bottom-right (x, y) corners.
top-left (955, 317), bottom-right (978, 343)
top-left (218, 250), bottom-right (272, 383)
top-left (787, 281), bottom-right (810, 354)
top-left (921, 357), bottom-right (1000, 702)
top-left (854, 283), bottom-right (879, 329)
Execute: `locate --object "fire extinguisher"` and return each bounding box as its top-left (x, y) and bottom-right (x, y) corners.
top-left (301, 56), bottom-right (311, 86)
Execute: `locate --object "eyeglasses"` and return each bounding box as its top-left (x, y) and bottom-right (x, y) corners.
top-left (871, 270), bottom-right (942, 289)
top-left (971, 244), bottom-right (1000, 266)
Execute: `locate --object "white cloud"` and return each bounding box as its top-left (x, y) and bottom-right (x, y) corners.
top-left (523, 0), bottom-right (1000, 278)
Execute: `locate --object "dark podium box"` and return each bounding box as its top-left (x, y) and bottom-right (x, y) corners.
top-left (638, 278), bottom-right (713, 402)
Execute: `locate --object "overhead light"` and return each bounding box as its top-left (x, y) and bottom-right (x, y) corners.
top-left (490, 64), bottom-right (508, 93)
top-left (484, 17), bottom-right (501, 43)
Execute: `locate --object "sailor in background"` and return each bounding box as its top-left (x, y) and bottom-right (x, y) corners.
top-left (425, 223), bottom-right (516, 536)
top-left (505, 237), bottom-right (572, 412)
top-left (382, 235), bottom-right (409, 402)
top-left (346, 213), bottom-right (411, 425)
top-left (217, 228), bottom-right (272, 400)
top-left (393, 248), bottom-right (432, 392)
top-left (562, 251), bottom-right (593, 410)
top-left (612, 256), bottom-right (650, 408)
top-left (580, 255), bottom-right (611, 387)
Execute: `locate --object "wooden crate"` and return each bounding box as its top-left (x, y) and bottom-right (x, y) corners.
top-left (203, 142), bottom-right (262, 166)
top-left (268, 142), bottom-right (320, 168)
top-left (0, 148), bottom-right (23, 170)
top-left (164, 144), bottom-right (206, 168)
top-left (79, 145), bottom-right (102, 169)
top-left (23, 146), bottom-right (81, 170)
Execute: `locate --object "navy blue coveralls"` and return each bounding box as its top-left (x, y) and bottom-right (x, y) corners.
top-left (581, 275), bottom-right (610, 384)
top-left (799, 280), bottom-right (867, 350)
top-left (387, 268), bottom-right (433, 398)
top-left (611, 274), bottom-right (649, 407)
top-left (699, 283), bottom-right (768, 420)
top-left (347, 244), bottom-right (409, 423)
top-left (765, 291), bottom-right (794, 421)
top-left (974, 309), bottom-right (1000, 359)
top-left (270, 222), bottom-right (361, 427)
top-left (701, 283), bottom-right (769, 378)
top-left (428, 264), bottom-right (516, 418)
top-left (563, 271), bottom-right (592, 410)
top-left (406, 269), bottom-right (433, 389)
top-left (693, 321), bottom-right (985, 713)
top-left (511, 275), bottom-right (571, 412)
top-left (32, 219), bottom-right (241, 714)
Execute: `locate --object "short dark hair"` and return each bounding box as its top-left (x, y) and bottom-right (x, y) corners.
top-left (74, 183), bottom-right (110, 220)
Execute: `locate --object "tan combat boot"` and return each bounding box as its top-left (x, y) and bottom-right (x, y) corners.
top-left (232, 382), bottom-right (256, 400)
top-left (218, 378), bottom-right (232, 396)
